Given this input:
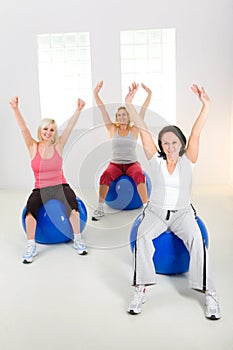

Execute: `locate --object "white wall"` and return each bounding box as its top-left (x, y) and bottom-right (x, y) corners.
top-left (0, 0), bottom-right (233, 190)
top-left (230, 94), bottom-right (233, 188)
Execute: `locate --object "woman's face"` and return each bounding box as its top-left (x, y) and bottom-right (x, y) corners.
top-left (116, 108), bottom-right (130, 125)
top-left (40, 123), bottom-right (56, 142)
top-left (161, 132), bottom-right (182, 161)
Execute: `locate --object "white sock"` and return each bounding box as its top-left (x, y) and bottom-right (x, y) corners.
top-left (98, 202), bottom-right (104, 209)
top-left (74, 233), bottom-right (81, 241)
top-left (205, 289), bottom-right (216, 296)
top-left (136, 284), bottom-right (146, 292)
top-left (27, 239), bottom-right (35, 245)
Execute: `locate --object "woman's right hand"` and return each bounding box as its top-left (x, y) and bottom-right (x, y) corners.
top-left (9, 96), bottom-right (19, 110)
top-left (125, 82), bottom-right (138, 103)
top-left (94, 80), bottom-right (103, 95)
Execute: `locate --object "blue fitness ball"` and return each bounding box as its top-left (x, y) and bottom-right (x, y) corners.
top-left (105, 172), bottom-right (152, 210)
top-left (22, 197), bottom-right (87, 244)
top-left (130, 214), bottom-right (208, 275)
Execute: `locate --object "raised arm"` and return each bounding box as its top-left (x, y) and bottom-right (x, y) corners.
top-left (58, 98), bottom-right (85, 151)
top-left (125, 84), bottom-right (157, 160)
top-left (186, 84), bottom-right (210, 163)
top-left (139, 83), bottom-right (152, 118)
top-left (9, 96), bottom-right (36, 153)
top-left (93, 81), bottom-right (114, 134)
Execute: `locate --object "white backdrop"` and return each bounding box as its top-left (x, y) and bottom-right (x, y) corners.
top-left (0, 0), bottom-right (232, 190)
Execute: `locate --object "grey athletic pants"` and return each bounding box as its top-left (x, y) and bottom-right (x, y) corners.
top-left (133, 203), bottom-right (215, 291)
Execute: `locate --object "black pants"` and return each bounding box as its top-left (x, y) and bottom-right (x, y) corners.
top-left (26, 184), bottom-right (79, 220)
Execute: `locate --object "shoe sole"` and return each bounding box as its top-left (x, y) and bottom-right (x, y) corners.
top-left (22, 252), bottom-right (38, 264)
top-left (22, 259), bottom-right (33, 264)
top-left (205, 314), bottom-right (221, 320)
top-left (77, 250), bottom-right (88, 255)
top-left (128, 309), bottom-right (141, 315)
top-left (92, 216), bottom-right (104, 221)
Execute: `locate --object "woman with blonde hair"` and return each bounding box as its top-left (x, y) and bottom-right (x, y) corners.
top-left (92, 80), bottom-right (151, 221)
top-left (9, 96), bottom-right (88, 263)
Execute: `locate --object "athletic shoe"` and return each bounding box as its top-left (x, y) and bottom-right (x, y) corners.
top-left (205, 290), bottom-right (221, 320)
top-left (22, 242), bottom-right (38, 264)
top-left (73, 235), bottom-right (88, 255)
top-left (127, 285), bottom-right (147, 315)
top-left (92, 207), bottom-right (105, 221)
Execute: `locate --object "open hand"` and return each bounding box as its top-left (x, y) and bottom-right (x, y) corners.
top-left (191, 84), bottom-right (210, 105)
top-left (94, 81), bottom-right (103, 95)
top-left (125, 82), bottom-right (139, 103)
top-left (141, 83), bottom-right (152, 95)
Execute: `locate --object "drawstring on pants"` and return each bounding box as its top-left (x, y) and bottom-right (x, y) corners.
top-left (165, 210), bottom-right (178, 220)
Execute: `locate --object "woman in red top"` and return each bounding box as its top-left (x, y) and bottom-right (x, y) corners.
top-left (9, 96), bottom-right (88, 263)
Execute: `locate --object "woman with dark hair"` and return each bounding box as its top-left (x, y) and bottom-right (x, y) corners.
top-left (158, 125), bottom-right (187, 158)
top-left (9, 96), bottom-right (88, 263)
top-left (124, 83), bottom-right (221, 320)
top-left (92, 80), bottom-right (151, 221)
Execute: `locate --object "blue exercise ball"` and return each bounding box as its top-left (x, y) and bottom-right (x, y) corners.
top-left (22, 197), bottom-right (87, 244)
top-left (105, 172), bottom-right (152, 210)
top-left (130, 214), bottom-right (208, 275)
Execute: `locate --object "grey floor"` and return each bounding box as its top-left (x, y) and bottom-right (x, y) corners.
top-left (0, 186), bottom-right (233, 350)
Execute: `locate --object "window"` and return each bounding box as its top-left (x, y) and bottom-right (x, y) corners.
top-left (37, 32), bottom-right (92, 127)
top-left (120, 29), bottom-right (176, 125)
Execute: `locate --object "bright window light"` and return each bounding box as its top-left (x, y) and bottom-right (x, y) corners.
top-left (37, 32), bottom-right (93, 127)
top-left (120, 28), bottom-right (176, 125)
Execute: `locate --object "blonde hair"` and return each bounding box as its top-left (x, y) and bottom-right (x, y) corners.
top-left (114, 106), bottom-right (131, 128)
top-left (37, 118), bottom-right (59, 144)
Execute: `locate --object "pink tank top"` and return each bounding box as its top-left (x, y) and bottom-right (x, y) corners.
top-left (31, 145), bottom-right (67, 188)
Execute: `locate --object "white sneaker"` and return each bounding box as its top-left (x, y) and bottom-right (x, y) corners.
top-left (73, 235), bottom-right (88, 255)
top-left (205, 290), bottom-right (221, 320)
top-left (127, 285), bottom-right (147, 315)
top-left (92, 207), bottom-right (105, 221)
top-left (22, 242), bottom-right (38, 264)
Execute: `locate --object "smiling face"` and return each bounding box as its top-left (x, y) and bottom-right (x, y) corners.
top-left (40, 123), bottom-right (56, 141)
top-left (160, 132), bottom-right (182, 161)
top-left (115, 107), bottom-right (130, 125)
top-left (38, 118), bottom-right (58, 144)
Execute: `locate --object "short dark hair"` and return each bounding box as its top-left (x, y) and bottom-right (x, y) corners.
top-left (158, 125), bottom-right (186, 159)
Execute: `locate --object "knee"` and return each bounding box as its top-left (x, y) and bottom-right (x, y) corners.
top-left (135, 173), bottom-right (146, 186)
top-left (130, 172), bottom-right (145, 186)
top-left (25, 211), bottom-right (37, 221)
top-left (25, 207), bottom-right (38, 221)
top-left (100, 171), bottom-right (112, 186)
top-left (71, 208), bottom-right (79, 216)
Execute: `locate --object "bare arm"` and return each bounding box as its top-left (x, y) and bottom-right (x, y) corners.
top-left (58, 98), bottom-right (85, 151)
top-left (94, 81), bottom-right (115, 135)
top-left (186, 84), bottom-right (210, 163)
top-left (129, 82), bottom-right (152, 139)
top-left (125, 85), bottom-right (157, 160)
top-left (9, 96), bottom-right (36, 153)
top-left (139, 83), bottom-right (152, 118)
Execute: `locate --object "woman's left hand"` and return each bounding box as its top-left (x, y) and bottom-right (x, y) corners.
top-left (191, 84), bottom-right (210, 106)
top-left (77, 98), bottom-right (85, 111)
top-left (141, 83), bottom-right (152, 95)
